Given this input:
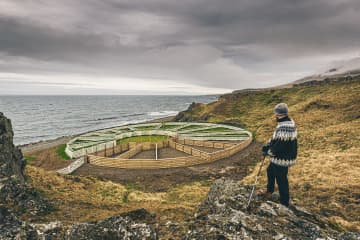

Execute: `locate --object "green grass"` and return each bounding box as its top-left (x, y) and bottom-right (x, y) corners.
top-left (186, 133), bottom-right (249, 137)
top-left (122, 192), bottom-right (130, 203)
top-left (56, 144), bottom-right (71, 160)
top-left (125, 183), bottom-right (144, 191)
top-left (178, 125), bottom-right (205, 131)
top-left (133, 125), bottom-right (158, 130)
top-left (159, 124), bottom-right (179, 130)
top-left (117, 135), bottom-right (168, 144)
top-left (192, 127), bottom-right (233, 133)
top-left (24, 155), bottom-right (37, 164)
top-left (73, 139), bottom-right (94, 144)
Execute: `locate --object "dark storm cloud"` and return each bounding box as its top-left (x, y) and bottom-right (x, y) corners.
top-left (0, 0), bottom-right (360, 93)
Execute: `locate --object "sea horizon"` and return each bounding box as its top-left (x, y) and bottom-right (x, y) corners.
top-left (0, 95), bottom-right (217, 146)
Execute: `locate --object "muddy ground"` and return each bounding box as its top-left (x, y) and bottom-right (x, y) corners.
top-left (73, 142), bottom-right (263, 192)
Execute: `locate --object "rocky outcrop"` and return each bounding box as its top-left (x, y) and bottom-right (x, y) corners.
top-left (66, 209), bottom-right (157, 240)
top-left (0, 206), bottom-right (38, 240)
top-left (0, 112), bottom-right (51, 216)
top-left (175, 102), bottom-right (210, 122)
top-left (185, 178), bottom-right (360, 240)
top-left (0, 112), bottom-right (26, 186)
top-left (0, 207), bottom-right (158, 240)
top-left (0, 113), bottom-right (52, 240)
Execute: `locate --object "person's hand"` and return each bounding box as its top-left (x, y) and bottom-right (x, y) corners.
top-left (262, 143), bottom-right (270, 156)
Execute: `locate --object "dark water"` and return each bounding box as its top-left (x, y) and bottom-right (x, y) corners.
top-left (0, 95), bottom-right (217, 145)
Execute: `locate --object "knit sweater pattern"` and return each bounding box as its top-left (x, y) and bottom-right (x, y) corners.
top-left (268, 116), bottom-right (298, 167)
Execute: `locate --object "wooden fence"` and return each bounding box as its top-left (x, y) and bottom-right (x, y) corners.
top-left (87, 137), bottom-right (252, 169)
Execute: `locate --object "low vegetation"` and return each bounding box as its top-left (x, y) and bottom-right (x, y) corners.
top-left (56, 144), bottom-right (71, 160)
top-left (24, 155), bottom-right (37, 164)
top-left (133, 125), bottom-right (158, 131)
top-left (116, 135), bottom-right (168, 144)
top-left (193, 127), bottom-right (233, 133)
top-left (26, 166), bottom-right (210, 225)
top-left (159, 124), bottom-right (179, 130)
top-left (24, 144), bottom-right (72, 170)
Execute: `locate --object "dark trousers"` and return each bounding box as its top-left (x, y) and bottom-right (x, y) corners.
top-left (267, 162), bottom-right (289, 206)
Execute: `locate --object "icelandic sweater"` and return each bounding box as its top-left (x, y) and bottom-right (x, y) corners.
top-left (267, 116), bottom-right (298, 167)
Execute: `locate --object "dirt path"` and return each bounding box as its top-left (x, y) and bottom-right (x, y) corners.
top-left (73, 141), bottom-right (263, 191)
top-left (19, 135), bottom-right (76, 154)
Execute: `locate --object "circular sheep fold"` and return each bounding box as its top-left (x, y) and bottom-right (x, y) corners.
top-left (65, 122), bottom-right (252, 169)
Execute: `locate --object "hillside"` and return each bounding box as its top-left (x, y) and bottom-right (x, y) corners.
top-left (175, 77), bottom-right (360, 231)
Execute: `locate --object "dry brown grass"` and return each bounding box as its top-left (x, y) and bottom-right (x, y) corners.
top-left (26, 166), bottom-right (210, 225)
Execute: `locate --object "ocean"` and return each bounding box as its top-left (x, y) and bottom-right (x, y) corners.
top-left (0, 95), bottom-right (217, 145)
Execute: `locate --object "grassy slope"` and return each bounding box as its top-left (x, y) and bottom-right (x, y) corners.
top-left (26, 166), bottom-right (210, 227)
top-left (176, 79), bottom-right (360, 231)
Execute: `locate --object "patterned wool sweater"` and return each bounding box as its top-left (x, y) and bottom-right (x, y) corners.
top-left (267, 116), bottom-right (298, 167)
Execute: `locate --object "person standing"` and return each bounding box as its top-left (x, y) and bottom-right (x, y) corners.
top-left (261, 103), bottom-right (298, 207)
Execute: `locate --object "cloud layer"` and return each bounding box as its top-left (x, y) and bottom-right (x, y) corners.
top-left (0, 0), bottom-right (359, 94)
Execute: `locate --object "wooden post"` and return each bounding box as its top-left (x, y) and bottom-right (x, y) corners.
top-left (112, 141), bottom-right (115, 156)
top-left (104, 143), bottom-right (107, 157)
top-left (85, 148), bottom-right (89, 163)
top-left (155, 143), bottom-right (158, 160)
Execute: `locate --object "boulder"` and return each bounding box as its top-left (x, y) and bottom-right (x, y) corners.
top-left (0, 112), bottom-right (52, 216)
top-left (0, 112), bottom-right (26, 184)
top-left (185, 178), bottom-right (360, 240)
top-left (0, 206), bottom-right (38, 240)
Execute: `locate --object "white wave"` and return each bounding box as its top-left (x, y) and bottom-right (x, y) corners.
top-left (148, 111), bottom-right (178, 116)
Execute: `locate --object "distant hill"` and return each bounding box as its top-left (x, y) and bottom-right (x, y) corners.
top-left (286, 57), bottom-right (360, 87)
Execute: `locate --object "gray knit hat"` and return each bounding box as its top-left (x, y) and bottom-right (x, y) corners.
top-left (274, 103), bottom-right (288, 115)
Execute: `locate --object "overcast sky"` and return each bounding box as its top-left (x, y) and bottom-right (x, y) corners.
top-left (0, 0), bottom-right (359, 95)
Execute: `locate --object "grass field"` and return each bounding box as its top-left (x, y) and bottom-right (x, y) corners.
top-left (26, 165), bottom-right (210, 226)
top-left (116, 135), bottom-right (168, 144)
top-left (192, 127), bottom-right (233, 133)
top-left (159, 124), bottom-right (179, 130)
top-left (178, 125), bottom-right (206, 131)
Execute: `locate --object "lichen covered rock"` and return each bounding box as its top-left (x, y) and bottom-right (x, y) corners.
top-left (0, 112), bottom-right (26, 186)
top-left (185, 178), bottom-right (360, 240)
top-left (66, 210), bottom-right (157, 240)
top-left (0, 112), bottom-right (51, 216)
top-left (0, 206), bottom-right (38, 240)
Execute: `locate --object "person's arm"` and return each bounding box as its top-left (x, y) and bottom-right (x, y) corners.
top-left (262, 142), bottom-right (271, 156)
top-left (267, 126), bottom-right (284, 157)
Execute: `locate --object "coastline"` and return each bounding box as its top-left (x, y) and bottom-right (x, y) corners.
top-left (20, 115), bottom-right (176, 154)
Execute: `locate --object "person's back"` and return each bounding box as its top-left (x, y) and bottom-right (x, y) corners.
top-left (262, 103), bottom-right (298, 206)
top-left (268, 115), bottom-right (297, 167)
